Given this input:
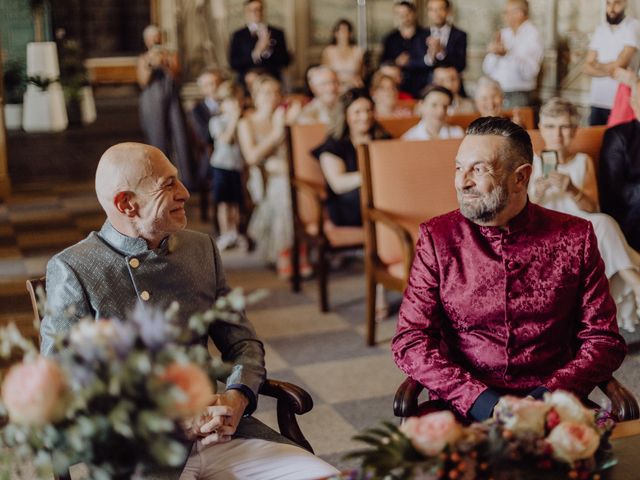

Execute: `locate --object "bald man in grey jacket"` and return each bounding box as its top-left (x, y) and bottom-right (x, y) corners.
top-left (40, 142), bottom-right (338, 479)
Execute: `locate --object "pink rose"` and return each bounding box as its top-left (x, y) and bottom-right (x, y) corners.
top-left (399, 411), bottom-right (462, 456)
top-left (160, 363), bottom-right (215, 418)
top-left (494, 395), bottom-right (550, 435)
top-left (1, 357), bottom-right (65, 426)
top-left (546, 422), bottom-right (600, 464)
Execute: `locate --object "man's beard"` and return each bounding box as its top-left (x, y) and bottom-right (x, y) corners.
top-left (457, 182), bottom-right (509, 223)
top-left (607, 11), bottom-right (625, 25)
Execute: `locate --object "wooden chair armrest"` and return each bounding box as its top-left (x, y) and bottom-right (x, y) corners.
top-left (292, 179), bottom-right (326, 234)
top-left (600, 377), bottom-right (640, 421)
top-left (259, 378), bottom-right (314, 453)
top-left (393, 377), bottom-right (424, 418)
top-left (368, 208), bottom-right (415, 278)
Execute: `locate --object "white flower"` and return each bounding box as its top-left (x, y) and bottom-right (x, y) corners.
top-left (545, 391), bottom-right (594, 426)
top-left (493, 395), bottom-right (551, 435)
top-left (547, 422), bottom-right (600, 464)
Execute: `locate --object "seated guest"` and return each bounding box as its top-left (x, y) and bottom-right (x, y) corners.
top-left (297, 65), bottom-right (341, 125)
top-left (370, 71), bottom-right (414, 118)
top-left (403, 85), bottom-right (464, 140)
top-left (377, 62), bottom-right (414, 100)
top-left (530, 97), bottom-right (640, 332)
top-left (474, 76), bottom-right (524, 127)
top-left (433, 65), bottom-right (475, 115)
top-left (312, 88), bottom-right (390, 226)
top-left (393, 117), bottom-right (626, 422)
top-left (40, 142), bottom-right (339, 479)
top-left (321, 19), bottom-right (364, 93)
top-left (600, 82), bottom-right (640, 252)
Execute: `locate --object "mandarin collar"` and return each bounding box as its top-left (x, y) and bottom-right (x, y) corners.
top-left (475, 200), bottom-right (533, 238)
top-left (99, 221), bottom-right (174, 256)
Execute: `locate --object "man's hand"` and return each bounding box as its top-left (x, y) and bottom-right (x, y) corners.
top-left (488, 32), bottom-right (506, 56)
top-left (252, 27), bottom-right (272, 59)
top-left (186, 390), bottom-right (249, 446)
top-left (395, 52), bottom-right (410, 67)
top-left (426, 36), bottom-right (443, 57)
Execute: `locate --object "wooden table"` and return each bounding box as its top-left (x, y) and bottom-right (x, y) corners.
top-left (606, 419), bottom-right (640, 479)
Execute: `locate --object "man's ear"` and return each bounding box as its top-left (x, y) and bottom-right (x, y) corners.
top-left (513, 163), bottom-right (532, 190)
top-left (113, 191), bottom-right (137, 217)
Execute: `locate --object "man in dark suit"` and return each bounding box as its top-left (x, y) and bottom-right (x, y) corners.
top-left (229, 0), bottom-right (291, 87)
top-left (599, 87), bottom-right (640, 251)
top-left (381, 0), bottom-right (467, 98)
top-left (381, 1), bottom-right (430, 98)
top-left (424, 0), bottom-right (467, 88)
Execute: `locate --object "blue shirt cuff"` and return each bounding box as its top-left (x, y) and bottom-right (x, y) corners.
top-left (226, 384), bottom-right (257, 416)
top-left (469, 388), bottom-right (501, 421)
top-left (528, 386), bottom-right (550, 400)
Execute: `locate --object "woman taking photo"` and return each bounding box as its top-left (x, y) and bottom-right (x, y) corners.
top-left (530, 97), bottom-right (640, 332)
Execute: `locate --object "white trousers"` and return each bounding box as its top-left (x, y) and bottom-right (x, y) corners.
top-left (178, 438), bottom-right (340, 480)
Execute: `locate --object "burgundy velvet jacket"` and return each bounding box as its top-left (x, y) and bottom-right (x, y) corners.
top-left (392, 202), bottom-right (627, 420)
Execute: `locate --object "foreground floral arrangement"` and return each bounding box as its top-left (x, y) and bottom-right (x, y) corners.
top-left (0, 289), bottom-right (257, 480)
top-left (344, 392), bottom-right (616, 480)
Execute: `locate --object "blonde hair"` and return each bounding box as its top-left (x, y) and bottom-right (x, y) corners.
top-left (539, 97), bottom-right (580, 127)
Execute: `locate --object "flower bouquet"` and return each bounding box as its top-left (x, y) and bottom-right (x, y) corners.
top-left (0, 290), bottom-right (252, 480)
top-left (344, 391), bottom-right (616, 480)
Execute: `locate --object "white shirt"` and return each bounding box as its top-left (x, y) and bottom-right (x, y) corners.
top-left (588, 16), bottom-right (639, 109)
top-left (402, 120), bottom-right (464, 141)
top-left (482, 20), bottom-right (544, 93)
top-left (209, 115), bottom-right (244, 171)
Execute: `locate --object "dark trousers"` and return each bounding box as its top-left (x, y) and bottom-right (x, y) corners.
top-left (589, 106), bottom-right (611, 126)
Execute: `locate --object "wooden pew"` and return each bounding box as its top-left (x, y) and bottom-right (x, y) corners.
top-left (377, 107), bottom-right (535, 139)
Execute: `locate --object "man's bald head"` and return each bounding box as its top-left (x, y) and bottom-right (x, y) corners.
top-left (95, 142), bottom-right (166, 214)
top-left (95, 142), bottom-right (189, 248)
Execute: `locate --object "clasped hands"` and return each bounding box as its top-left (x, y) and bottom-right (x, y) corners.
top-left (183, 390), bottom-right (249, 446)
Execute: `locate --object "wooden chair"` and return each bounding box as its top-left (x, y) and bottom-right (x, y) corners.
top-left (394, 376), bottom-right (640, 423)
top-left (358, 138), bottom-right (462, 345)
top-left (25, 277), bottom-right (316, 480)
top-left (286, 124), bottom-right (365, 312)
top-left (529, 125), bottom-right (608, 171)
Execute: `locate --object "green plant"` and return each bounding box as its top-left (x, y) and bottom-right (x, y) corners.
top-left (27, 75), bottom-right (58, 91)
top-left (59, 39), bottom-right (89, 103)
top-left (3, 61), bottom-right (26, 104)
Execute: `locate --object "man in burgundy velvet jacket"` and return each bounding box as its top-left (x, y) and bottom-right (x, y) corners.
top-left (392, 117), bottom-right (627, 422)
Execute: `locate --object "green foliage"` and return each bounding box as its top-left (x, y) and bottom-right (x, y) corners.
top-left (2, 61), bottom-right (26, 104)
top-left (59, 39), bottom-right (89, 103)
top-left (27, 75), bottom-right (58, 91)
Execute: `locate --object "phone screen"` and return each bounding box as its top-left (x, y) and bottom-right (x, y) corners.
top-left (541, 150), bottom-right (558, 177)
